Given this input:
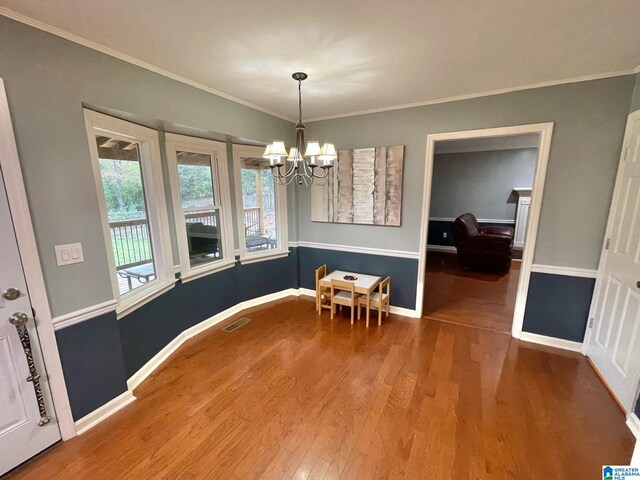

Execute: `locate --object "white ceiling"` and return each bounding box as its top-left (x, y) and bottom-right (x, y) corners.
top-left (2, 1), bottom-right (639, 121)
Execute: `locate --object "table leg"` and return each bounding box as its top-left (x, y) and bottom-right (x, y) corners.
top-left (127, 277), bottom-right (133, 290)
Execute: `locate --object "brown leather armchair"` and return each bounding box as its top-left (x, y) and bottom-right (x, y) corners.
top-left (452, 213), bottom-right (514, 272)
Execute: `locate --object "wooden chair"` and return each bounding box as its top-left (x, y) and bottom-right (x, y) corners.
top-left (330, 279), bottom-right (360, 325)
top-left (315, 264), bottom-right (331, 315)
top-left (358, 276), bottom-right (390, 327)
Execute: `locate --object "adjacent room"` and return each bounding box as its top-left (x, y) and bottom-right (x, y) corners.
top-left (424, 133), bottom-right (539, 333)
top-left (1, 1), bottom-right (640, 478)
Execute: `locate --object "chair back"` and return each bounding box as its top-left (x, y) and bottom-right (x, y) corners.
top-left (331, 279), bottom-right (356, 302)
top-left (379, 276), bottom-right (391, 296)
top-left (452, 213), bottom-right (480, 247)
top-left (315, 264), bottom-right (327, 290)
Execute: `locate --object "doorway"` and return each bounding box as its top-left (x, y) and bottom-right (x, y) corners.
top-left (416, 124), bottom-right (554, 337)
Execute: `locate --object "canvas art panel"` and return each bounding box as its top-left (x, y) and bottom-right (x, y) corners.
top-left (311, 145), bottom-right (404, 226)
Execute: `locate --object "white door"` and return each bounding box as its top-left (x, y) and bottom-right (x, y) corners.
top-left (587, 110), bottom-right (640, 412)
top-left (0, 154), bottom-right (61, 473)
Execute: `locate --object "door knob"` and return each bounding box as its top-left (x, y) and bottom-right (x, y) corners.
top-left (2, 288), bottom-right (21, 300)
top-left (9, 312), bottom-right (29, 326)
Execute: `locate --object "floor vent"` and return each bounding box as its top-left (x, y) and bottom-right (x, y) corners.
top-left (223, 317), bottom-right (252, 333)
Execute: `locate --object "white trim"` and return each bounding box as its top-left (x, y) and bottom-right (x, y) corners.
top-left (416, 123), bottom-right (554, 341)
top-left (628, 413), bottom-right (640, 440)
top-left (0, 79), bottom-right (76, 439)
top-left (74, 390), bottom-right (136, 435)
top-left (519, 332), bottom-right (583, 352)
top-left (52, 299), bottom-right (118, 331)
top-left (426, 244), bottom-right (457, 253)
top-left (530, 264), bottom-right (598, 279)
top-left (232, 144), bottom-right (289, 265)
top-left (127, 288), bottom-right (298, 390)
top-left (128, 286), bottom-right (420, 390)
top-left (0, 8), bottom-right (294, 123)
top-left (1, 7), bottom-right (637, 125)
top-left (238, 250), bottom-right (290, 265)
top-left (306, 71), bottom-right (638, 122)
top-left (165, 133), bottom-right (236, 281)
top-left (116, 279), bottom-right (177, 320)
top-left (83, 110), bottom-right (176, 320)
top-left (294, 240), bottom-right (420, 260)
top-left (429, 216), bottom-right (514, 224)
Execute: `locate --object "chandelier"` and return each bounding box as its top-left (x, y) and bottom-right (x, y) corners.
top-left (263, 72), bottom-right (337, 186)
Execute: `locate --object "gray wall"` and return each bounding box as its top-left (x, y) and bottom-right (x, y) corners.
top-left (0, 17), bottom-right (295, 316)
top-left (431, 148), bottom-right (537, 220)
top-left (304, 75), bottom-right (635, 269)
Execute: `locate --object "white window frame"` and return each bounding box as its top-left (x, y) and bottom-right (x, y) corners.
top-left (165, 133), bottom-right (235, 281)
top-left (84, 110), bottom-right (175, 318)
top-left (232, 144), bottom-right (289, 265)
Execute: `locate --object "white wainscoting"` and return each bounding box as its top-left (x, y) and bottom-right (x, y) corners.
top-left (290, 241), bottom-right (419, 259)
top-left (52, 299), bottom-right (118, 330)
top-left (530, 264), bottom-right (598, 279)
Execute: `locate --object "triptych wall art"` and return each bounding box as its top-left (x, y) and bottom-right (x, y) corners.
top-left (311, 145), bottom-right (404, 226)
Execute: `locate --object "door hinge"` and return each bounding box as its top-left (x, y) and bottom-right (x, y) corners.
top-left (589, 318), bottom-right (594, 329)
top-left (623, 148), bottom-right (629, 162)
top-left (605, 238), bottom-right (610, 250)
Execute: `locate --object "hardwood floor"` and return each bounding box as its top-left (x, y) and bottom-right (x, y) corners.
top-left (423, 251), bottom-right (520, 333)
top-left (8, 298), bottom-right (634, 479)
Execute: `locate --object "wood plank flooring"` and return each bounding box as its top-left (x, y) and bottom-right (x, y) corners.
top-left (8, 297), bottom-right (634, 479)
top-left (423, 251), bottom-right (520, 333)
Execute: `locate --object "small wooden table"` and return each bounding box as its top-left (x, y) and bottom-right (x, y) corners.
top-left (319, 270), bottom-right (381, 325)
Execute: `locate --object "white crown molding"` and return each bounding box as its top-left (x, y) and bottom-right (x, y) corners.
top-left (519, 332), bottom-right (583, 352)
top-left (291, 241), bottom-right (419, 260)
top-left (531, 264), bottom-right (598, 279)
top-left (0, 7), bottom-right (294, 123)
top-left (306, 70), bottom-right (639, 122)
top-left (2, 8), bottom-right (637, 125)
top-left (52, 299), bottom-right (118, 331)
top-left (429, 217), bottom-right (515, 224)
top-left (74, 389), bottom-right (136, 435)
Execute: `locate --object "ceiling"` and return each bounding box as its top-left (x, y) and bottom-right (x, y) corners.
top-left (2, 1), bottom-right (639, 121)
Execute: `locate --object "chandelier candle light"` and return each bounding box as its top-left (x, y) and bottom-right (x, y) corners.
top-left (263, 72), bottom-right (337, 186)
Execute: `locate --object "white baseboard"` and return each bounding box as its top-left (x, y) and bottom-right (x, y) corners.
top-left (519, 332), bottom-right (583, 352)
top-left (628, 413), bottom-right (640, 440)
top-left (127, 288), bottom-right (300, 391)
top-left (128, 287), bottom-right (419, 391)
top-left (427, 244), bottom-right (457, 253)
top-left (74, 390), bottom-right (136, 435)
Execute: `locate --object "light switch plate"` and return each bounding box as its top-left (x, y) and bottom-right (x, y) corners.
top-left (55, 243), bottom-right (84, 266)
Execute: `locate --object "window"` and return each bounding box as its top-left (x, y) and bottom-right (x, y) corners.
top-left (232, 144), bottom-right (288, 264)
top-left (165, 134), bottom-right (235, 280)
top-left (84, 110), bottom-right (175, 317)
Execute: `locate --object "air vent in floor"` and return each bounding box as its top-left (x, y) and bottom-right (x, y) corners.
top-left (222, 316), bottom-right (252, 332)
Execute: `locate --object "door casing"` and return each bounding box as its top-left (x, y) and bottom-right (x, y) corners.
top-left (0, 78), bottom-right (76, 439)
